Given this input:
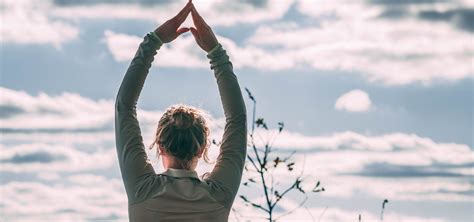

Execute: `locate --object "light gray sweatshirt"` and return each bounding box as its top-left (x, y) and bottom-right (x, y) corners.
top-left (114, 32), bottom-right (247, 221)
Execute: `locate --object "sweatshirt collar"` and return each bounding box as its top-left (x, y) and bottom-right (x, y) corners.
top-left (162, 168), bottom-right (200, 179)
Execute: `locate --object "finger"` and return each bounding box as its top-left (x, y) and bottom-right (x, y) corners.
top-left (191, 4), bottom-right (208, 29)
top-left (176, 1), bottom-right (192, 18)
top-left (190, 27), bottom-right (205, 49)
top-left (176, 27), bottom-right (190, 36)
top-left (173, 1), bottom-right (192, 24)
top-left (189, 27), bottom-right (200, 40)
top-left (190, 4), bottom-right (199, 28)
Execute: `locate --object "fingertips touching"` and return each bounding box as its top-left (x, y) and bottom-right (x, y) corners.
top-left (176, 27), bottom-right (190, 35)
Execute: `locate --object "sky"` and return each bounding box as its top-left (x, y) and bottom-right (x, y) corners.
top-left (0, 0), bottom-right (473, 221)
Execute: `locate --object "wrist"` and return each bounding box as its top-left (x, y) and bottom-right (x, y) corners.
top-left (206, 43), bottom-right (221, 55)
top-left (148, 31), bottom-right (164, 48)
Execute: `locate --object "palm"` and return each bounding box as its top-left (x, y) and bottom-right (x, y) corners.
top-left (154, 1), bottom-right (191, 43)
top-left (189, 4), bottom-right (218, 52)
top-left (153, 0), bottom-right (218, 52)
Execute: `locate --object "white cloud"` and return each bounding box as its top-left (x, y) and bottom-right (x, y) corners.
top-left (103, 30), bottom-right (297, 71)
top-left (0, 0), bottom-right (79, 47)
top-left (230, 197), bottom-right (447, 222)
top-left (105, 11), bottom-right (473, 86)
top-left (3, 0), bottom-right (472, 85)
top-left (252, 129), bottom-right (472, 167)
top-left (37, 172), bottom-right (61, 181)
top-left (103, 30), bottom-right (207, 68)
top-left (244, 129), bottom-right (473, 202)
top-left (278, 0), bottom-right (473, 85)
top-left (335, 89), bottom-right (372, 112)
top-left (0, 87), bottom-right (113, 130)
top-left (51, 0), bottom-right (294, 27)
top-left (0, 179), bottom-right (127, 220)
top-left (0, 87), bottom-right (171, 131)
top-left (0, 143), bottom-right (115, 173)
top-left (323, 176), bottom-right (472, 202)
top-left (0, 179), bottom-right (448, 222)
top-left (102, 30), bottom-right (142, 62)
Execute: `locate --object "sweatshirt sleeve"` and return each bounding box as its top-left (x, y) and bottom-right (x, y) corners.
top-left (114, 32), bottom-right (162, 204)
top-left (206, 43), bottom-right (248, 207)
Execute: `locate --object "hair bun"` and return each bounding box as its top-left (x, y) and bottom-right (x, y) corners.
top-left (172, 111), bottom-right (193, 130)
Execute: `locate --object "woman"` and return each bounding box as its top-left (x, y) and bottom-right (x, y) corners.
top-left (114, 1), bottom-right (247, 221)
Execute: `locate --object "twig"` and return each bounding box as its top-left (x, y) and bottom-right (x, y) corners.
top-left (270, 179), bottom-right (299, 209)
top-left (380, 199), bottom-right (388, 222)
top-left (240, 195), bottom-right (269, 213)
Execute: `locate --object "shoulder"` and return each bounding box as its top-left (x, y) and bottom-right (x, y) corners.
top-left (201, 177), bottom-right (235, 209)
top-left (130, 174), bottom-right (169, 205)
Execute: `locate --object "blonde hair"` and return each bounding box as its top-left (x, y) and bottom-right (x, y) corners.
top-left (149, 104), bottom-right (211, 169)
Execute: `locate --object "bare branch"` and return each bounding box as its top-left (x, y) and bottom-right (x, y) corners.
top-left (244, 87), bottom-right (257, 135)
top-left (251, 141), bottom-right (263, 167)
top-left (239, 195), bottom-right (269, 213)
top-left (258, 166), bottom-right (273, 215)
top-left (247, 154), bottom-right (260, 172)
top-left (270, 178), bottom-right (300, 209)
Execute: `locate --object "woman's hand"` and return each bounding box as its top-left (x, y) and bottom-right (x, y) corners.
top-left (189, 3), bottom-right (218, 52)
top-left (154, 1), bottom-right (192, 43)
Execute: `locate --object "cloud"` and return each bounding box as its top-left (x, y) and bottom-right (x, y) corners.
top-left (231, 196), bottom-right (447, 222)
top-left (322, 175), bottom-right (472, 202)
top-left (50, 0), bottom-right (293, 27)
top-left (369, 0), bottom-right (474, 33)
top-left (0, 86), bottom-right (179, 133)
top-left (335, 90), bottom-right (372, 112)
top-left (0, 143), bottom-right (115, 173)
top-left (3, 0), bottom-right (472, 86)
top-left (105, 12), bottom-right (473, 86)
top-left (0, 0), bottom-right (79, 47)
top-left (0, 180), bottom-right (449, 221)
top-left (246, 1), bottom-right (473, 85)
top-left (418, 8), bottom-right (474, 32)
top-left (0, 87), bottom-right (114, 130)
top-left (52, 0), bottom-right (169, 6)
top-left (241, 129), bottom-right (473, 202)
top-left (254, 130), bottom-right (473, 171)
top-left (102, 30), bottom-right (293, 70)
top-left (350, 162), bottom-right (470, 178)
top-left (0, 179), bottom-right (127, 220)
top-left (103, 30), bottom-right (207, 68)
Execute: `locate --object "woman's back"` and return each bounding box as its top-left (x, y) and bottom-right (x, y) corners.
top-left (128, 169), bottom-right (233, 221)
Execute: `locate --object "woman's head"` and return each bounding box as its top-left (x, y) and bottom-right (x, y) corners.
top-left (149, 104), bottom-right (210, 170)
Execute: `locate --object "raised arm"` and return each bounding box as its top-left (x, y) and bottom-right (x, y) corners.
top-left (114, 1), bottom-right (191, 204)
top-left (190, 4), bottom-right (248, 207)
